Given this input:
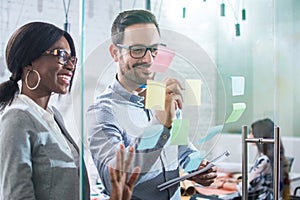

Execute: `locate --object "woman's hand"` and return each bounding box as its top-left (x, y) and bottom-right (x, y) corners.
top-left (109, 144), bottom-right (140, 200)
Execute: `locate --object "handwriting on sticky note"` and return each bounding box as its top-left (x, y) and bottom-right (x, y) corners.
top-left (149, 46), bottom-right (175, 73)
top-left (185, 79), bottom-right (202, 106)
top-left (225, 103), bottom-right (246, 123)
top-left (170, 119), bottom-right (189, 145)
top-left (231, 76), bottom-right (245, 96)
top-left (145, 80), bottom-right (166, 110)
top-left (198, 125), bottom-right (223, 144)
top-left (137, 125), bottom-right (164, 150)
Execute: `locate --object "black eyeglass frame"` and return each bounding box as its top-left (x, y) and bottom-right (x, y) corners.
top-left (115, 43), bottom-right (167, 59)
top-left (43, 49), bottom-right (77, 66)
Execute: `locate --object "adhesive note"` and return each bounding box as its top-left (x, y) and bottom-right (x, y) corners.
top-left (184, 151), bottom-right (206, 172)
top-left (225, 103), bottom-right (246, 123)
top-left (231, 76), bottom-right (245, 96)
top-left (198, 125), bottom-right (223, 144)
top-left (149, 46), bottom-right (175, 73)
top-left (137, 124), bottom-right (164, 150)
top-left (185, 79), bottom-right (202, 106)
top-left (170, 119), bottom-right (189, 145)
top-left (145, 80), bottom-right (166, 110)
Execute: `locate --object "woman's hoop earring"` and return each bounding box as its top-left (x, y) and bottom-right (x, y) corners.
top-left (25, 69), bottom-right (41, 90)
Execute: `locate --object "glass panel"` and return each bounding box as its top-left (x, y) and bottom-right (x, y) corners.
top-left (275, 0), bottom-right (300, 197)
top-left (1, 0), bottom-right (299, 199)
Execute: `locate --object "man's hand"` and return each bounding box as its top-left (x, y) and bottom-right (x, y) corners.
top-left (189, 160), bottom-right (218, 186)
top-left (155, 78), bottom-right (183, 128)
top-left (109, 144), bottom-right (140, 200)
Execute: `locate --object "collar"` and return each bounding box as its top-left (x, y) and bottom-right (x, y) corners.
top-left (17, 94), bottom-right (54, 122)
top-left (111, 75), bottom-right (145, 107)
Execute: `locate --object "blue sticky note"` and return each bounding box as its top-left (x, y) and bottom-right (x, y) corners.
top-left (198, 125), bottom-right (223, 144)
top-left (137, 125), bottom-right (164, 150)
top-left (184, 151), bottom-right (206, 172)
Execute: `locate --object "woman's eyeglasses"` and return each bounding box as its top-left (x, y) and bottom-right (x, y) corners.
top-left (116, 43), bottom-right (166, 59)
top-left (43, 49), bottom-right (77, 66)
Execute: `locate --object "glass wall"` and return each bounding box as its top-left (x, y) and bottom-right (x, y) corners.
top-left (0, 0), bottom-right (299, 198)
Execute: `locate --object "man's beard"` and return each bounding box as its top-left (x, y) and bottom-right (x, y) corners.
top-left (121, 63), bottom-right (155, 86)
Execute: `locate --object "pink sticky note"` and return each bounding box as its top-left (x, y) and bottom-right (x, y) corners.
top-left (149, 46), bottom-right (175, 73)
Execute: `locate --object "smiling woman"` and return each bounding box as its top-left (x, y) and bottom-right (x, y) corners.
top-left (0, 21), bottom-right (91, 200)
top-left (0, 21), bottom-right (140, 200)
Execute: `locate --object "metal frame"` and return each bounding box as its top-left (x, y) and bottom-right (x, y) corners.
top-left (242, 126), bottom-right (280, 200)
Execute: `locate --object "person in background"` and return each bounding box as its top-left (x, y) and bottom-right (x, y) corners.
top-left (0, 21), bottom-right (139, 200)
top-left (87, 9), bottom-right (217, 200)
top-left (213, 118), bottom-right (290, 200)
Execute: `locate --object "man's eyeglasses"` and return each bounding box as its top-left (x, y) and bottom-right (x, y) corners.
top-left (43, 49), bottom-right (77, 66)
top-left (116, 43), bottom-right (166, 59)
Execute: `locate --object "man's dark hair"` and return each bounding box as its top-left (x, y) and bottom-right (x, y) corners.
top-left (111, 9), bottom-right (160, 44)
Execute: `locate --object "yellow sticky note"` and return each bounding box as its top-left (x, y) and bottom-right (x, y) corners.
top-left (185, 79), bottom-right (202, 106)
top-left (145, 80), bottom-right (166, 110)
top-left (225, 103), bottom-right (246, 123)
top-left (170, 119), bottom-right (189, 145)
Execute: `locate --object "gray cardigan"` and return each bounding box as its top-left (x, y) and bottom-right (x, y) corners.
top-left (0, 101), bottom-right (90, 200)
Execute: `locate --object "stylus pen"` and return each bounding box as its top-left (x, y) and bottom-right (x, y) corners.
top-left (157, 150), bottom-right (231, 191)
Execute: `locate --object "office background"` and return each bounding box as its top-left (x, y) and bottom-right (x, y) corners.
top-left (1, 0), bottom-right (300, 195)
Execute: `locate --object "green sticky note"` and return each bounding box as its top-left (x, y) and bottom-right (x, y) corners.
top-left (170, 119), bottom-right (189, 145)
top-left (225, 103), bottom-right (246, 123)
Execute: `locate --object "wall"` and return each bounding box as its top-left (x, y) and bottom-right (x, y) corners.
top-left (1, 0), bottom-right (300, 194)
top-left (1, 0), bottom-right (300, 137)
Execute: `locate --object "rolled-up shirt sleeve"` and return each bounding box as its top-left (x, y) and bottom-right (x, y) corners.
top-left (86, 80), bottom-right (196, 199)
top-left (87, 104), bottom-right (174, 192)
